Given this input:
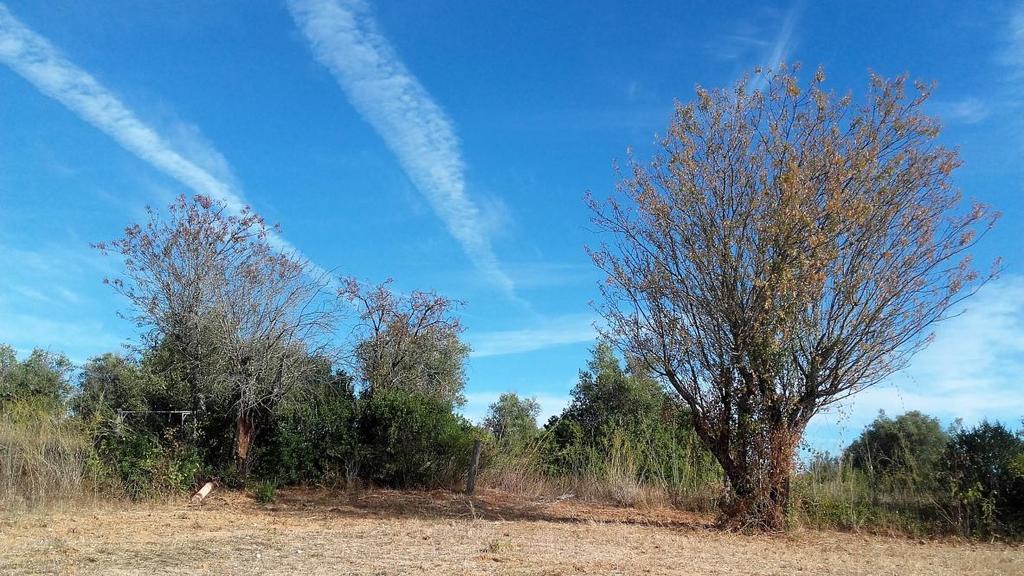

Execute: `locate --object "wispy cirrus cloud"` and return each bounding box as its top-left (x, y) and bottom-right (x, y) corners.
top-left (807, 275), bottom-right (1024, 452)
top-left (708, 1), bottom-right (803, 72)
top-left (1005, 3), bottom-right (1024, 77)
top-left (764, 2), bottom-right (802, 70)
top-left (0, 3), bottom-right (308, 260)
top-left (286, 0), bottom-right (514, 295)
top-left (747, 1), bottom-right (803, 92)
top-left (998, 3), bottom-right (1024, 116)
top-left (931, 96), bottom-right (992, 125)
top-left (0, 238), bottom-right (128, 363)
top-left (468, 313), bottom-right (598, 358)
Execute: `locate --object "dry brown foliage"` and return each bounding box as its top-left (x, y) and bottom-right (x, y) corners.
top-left (588, 64), bottom-right (1000, 530)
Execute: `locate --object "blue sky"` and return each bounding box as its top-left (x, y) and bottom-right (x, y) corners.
top-left (1, 0), bottom-right (1022, 453)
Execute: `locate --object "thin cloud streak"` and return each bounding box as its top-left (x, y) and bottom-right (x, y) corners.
top-left (468, 314), bottom-right (598, 358)
top-left (765, 2), bottom-right (802, 69)
top-left (0, 3), bottom-right (313, 265)
top-left (1007, 3), bottom-right (1024, 78)
top-left (287, 0), bottom-right (514, 295)
top-left (931, 97), bottom-right (991, 125)
top-left (807, 275), bottom-right (1024, 452)
top-left (749, 1), bottom-right (803, 91)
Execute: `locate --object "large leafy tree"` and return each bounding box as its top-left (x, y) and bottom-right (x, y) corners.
top-left (588, 65), bottom-right (998, 529)
top-left (96, 195), bottom-right (338, 472)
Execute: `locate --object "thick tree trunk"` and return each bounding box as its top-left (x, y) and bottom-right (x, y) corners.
top-left (235, 412), bottom-right (255, 475)
top-left (717, 425), bottom-right (799, 531)
top-left (721, 465), bottom-right (791, 530)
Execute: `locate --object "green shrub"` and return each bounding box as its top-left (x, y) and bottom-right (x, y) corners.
top-left (357, 388), bottom-right (477, 488)
top-left (92, 423), bottom-right (201, 499)
top-left (538, 342), bottom-right (721, 501)
top-left (845, 411), bottom-right (949, 491)
top-left (483, 393), bottom-right (540, 447)
top-left (793, 419), bottom-right (1024, 537)
top-left (940, 420), bottom-right (1024, 536)
top-left (72, 354), bottom-right (169, 422)
top-left (72, 354), bottom-right (201, 499)
top-left (254, 371), bottom-right (359, 485)
top-left (0, 346), bottom-right (73, 409)
top-left (252, 480), bottom-right (276, 503)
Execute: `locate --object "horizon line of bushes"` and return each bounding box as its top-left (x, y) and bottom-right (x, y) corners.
top-left (2, 340), bottom-right (1022, 539)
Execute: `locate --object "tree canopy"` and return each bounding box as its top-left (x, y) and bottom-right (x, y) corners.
top-left (588, 65), bottom-right (998, 529)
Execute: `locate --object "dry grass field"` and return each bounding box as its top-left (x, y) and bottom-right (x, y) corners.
top-left (1, 487), bottom-right (1021, 575)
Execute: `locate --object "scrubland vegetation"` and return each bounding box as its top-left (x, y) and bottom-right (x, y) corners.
top-left (2, 64), bottom-right (1022, 576)
top-left (3, 339), bottom-right (1022, 539)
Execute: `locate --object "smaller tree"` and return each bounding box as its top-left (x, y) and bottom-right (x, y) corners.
top-left (558, 342), bottom-right (667, 434)
top-left (543, 342), bottom-right (718, 489)
top-left (96, 194), bottom-right (339, 472)
top-left (0, 345), bottom-right (73, 409)
top-left (483, 393), bottom-right (540, 444)
top-left (341, 278), bottom-right (469, 407)
top-left (845, 410), bottom-right (948, 489)
top-left (941, 421), bottom-right (1024, 535)
top-left (72, 353), bottom-right (167, 422)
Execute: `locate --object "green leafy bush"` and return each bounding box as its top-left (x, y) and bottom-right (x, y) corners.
top-left (483, 393), bottom-right (540, 447)
top-left (254, 371), bottom-right (359, 485)
top-left (845, 411), bottom-right (949, 491)
top-left (539, 343), bottom-right (720, 501)
top-left (252, 480), bottom-right (277, 503)
top-left (0, 345), bottom-right (73, 409)
top-left (940, 421), bottom-right (1024, 536)
top-left (73, 353), bottom-right (202, 498)
top-left (91, 423), bottom-right (201, 499)
top-left (357, 388), bottom-right (477, 488)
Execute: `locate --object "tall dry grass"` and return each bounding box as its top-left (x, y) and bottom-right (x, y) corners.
top-left (0, 400), bottom-right (92, 510)
top-left (791, 457), bottom-right (956, 535)
top-left (480, 431), bottom-right (722, 511)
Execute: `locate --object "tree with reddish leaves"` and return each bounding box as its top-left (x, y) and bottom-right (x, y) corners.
top-left (96, 195), bottom-right (338, 473)
top-left (340, 278), bottom-right (469, 407)
top-left (587, 65), bottom-right (999, 530)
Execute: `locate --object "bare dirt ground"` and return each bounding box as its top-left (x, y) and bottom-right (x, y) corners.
top-left (2, 487), bottom-right (1021, 575)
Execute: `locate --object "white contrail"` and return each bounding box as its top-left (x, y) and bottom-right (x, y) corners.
top-left (287, 0), bottom-right (515, 295)
top-left (0, 3), bottom-right (313, 264)
top-left (766, 2), bottom-right (802, 68)
top-left (750, 1), bottom-right (803, 91)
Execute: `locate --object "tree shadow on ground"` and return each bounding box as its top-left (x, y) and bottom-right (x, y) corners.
top-left (209, 486), bottom-right (713, 530)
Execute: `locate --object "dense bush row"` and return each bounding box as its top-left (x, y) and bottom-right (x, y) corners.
top-left (796, 411), bottom-right (1024, 537)
top-left (0, 343), bottom-right (480, 505)
top-left (2, 341), bottom-right (1020, 538)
